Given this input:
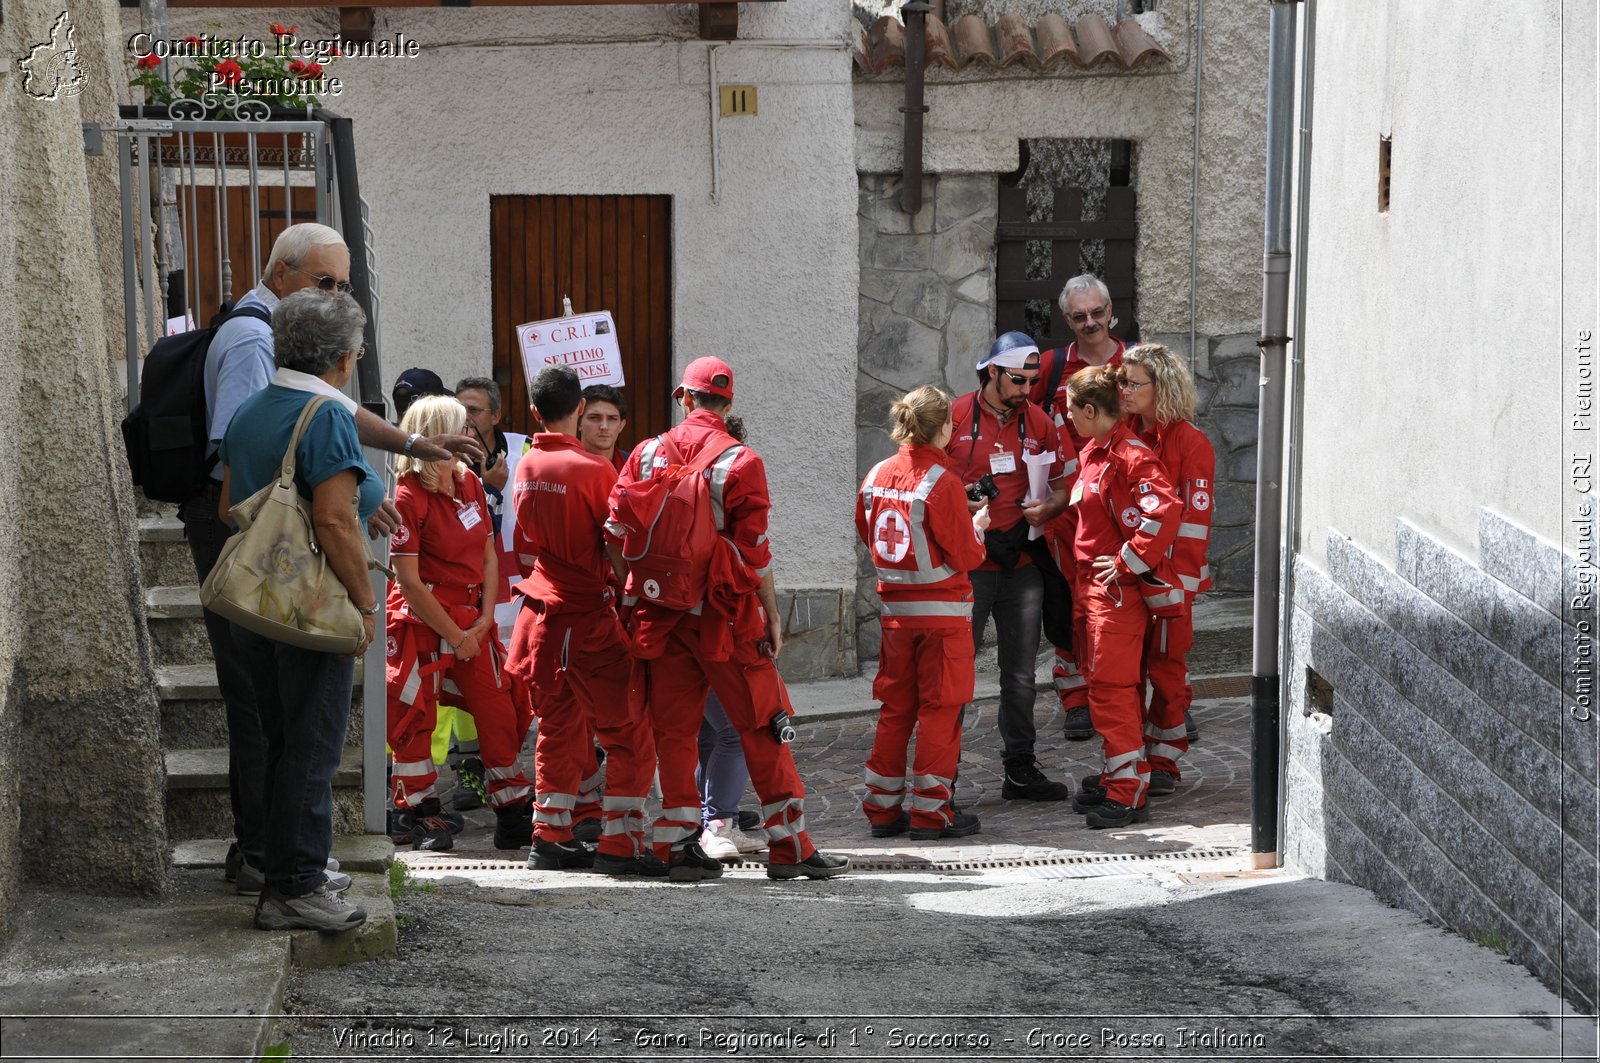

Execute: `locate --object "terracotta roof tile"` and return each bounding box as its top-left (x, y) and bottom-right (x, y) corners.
top-left (853, 10), bottom-right (1171, 77)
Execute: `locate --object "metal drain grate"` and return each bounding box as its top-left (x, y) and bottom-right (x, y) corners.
top-left (405, 846), bottom-right (1248, 876)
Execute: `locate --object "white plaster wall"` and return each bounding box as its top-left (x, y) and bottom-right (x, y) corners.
top-left (852, 0), bottom-right (1268, 336)
top-left (139, 2), bottom-right (862, 589)
top-left (1294, 0), bottom-right (1594, 569)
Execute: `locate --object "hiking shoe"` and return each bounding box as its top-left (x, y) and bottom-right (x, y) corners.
top-left (1062, 705), bottom-right (1094, 740)
top-left (737, 808), bottom-right (761, 832)
top-left (447, 756), bottom-right (487, 811)
top-left (869, 811), bottom-right (910, 838)
top-left (572, 817), bottom-right (602, 844)
top-left (766, 851), bottom-right (850, 880)
top-left (1001, 761), bottom-right (1072, 801)
top-left (441, 809), bottom-right (466, 835)
top-left (1071, 774), bottom-right (1107, 814)
top-left (731, 822), bottom-right (767, 853)
top-left (1185, 710), bottom-right (1200, 743)
top-left (699, 819), bottom-right (741, 862)
top-left (667, 842), bottom-right (725, 882)
top-left (254, 882), bottom-right (367, 933)
top-left (236, 860), bottom-right (346, 896)
top-left (389, 800), bottom-right (455, 852)
top-left (224, 841), bottom-right (244, 883)
top-left (909, 812), bottom-right (981, 841)
top-left (1085, 799), bottom-right (1149, 830)
top-left (594, 851), bottom-right (670, 877)
top-left (493, 804), bottom-right (534, 850)
top-left (529, 838), bottom-right (594, 871)
top-left (1148, 769), bottom-right (1177, 797)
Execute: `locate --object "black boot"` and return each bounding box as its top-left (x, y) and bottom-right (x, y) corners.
top-left (493, 801), bottom-right (533, 850)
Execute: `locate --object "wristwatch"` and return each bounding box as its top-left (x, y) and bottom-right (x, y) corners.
top-left (403, 431), bottom-right (423, 456)
top-left (356, 604), bottom-right (379, 617)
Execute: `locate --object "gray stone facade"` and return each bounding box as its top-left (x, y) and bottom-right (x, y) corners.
top-left (856, 173), bottom-right (998, 660)
top-left (1285, 511), bottom-right (1599, 1007)
top-left (1145, 331), bottom-right (1259, 596)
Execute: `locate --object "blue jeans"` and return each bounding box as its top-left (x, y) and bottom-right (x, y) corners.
top-left (969, 564), bottom-right (1044, 766)
top-left (181, 493), bottom-right (267, 869)
top-left (230, 624), bottom-right (354, 897)
top-left (696, 691), bottom-right (749, 823)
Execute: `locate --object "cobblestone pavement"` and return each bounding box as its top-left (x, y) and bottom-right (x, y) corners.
top-left (421, 682), bottom-right (1252, 869)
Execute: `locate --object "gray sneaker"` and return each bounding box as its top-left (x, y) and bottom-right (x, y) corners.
top-left (236, 860), bottom-right (346, 896)
top-left (255, 882), bottom-right (367, 933)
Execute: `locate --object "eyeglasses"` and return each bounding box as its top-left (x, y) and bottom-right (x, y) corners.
top-left (1120, 379), bottom-right (1153, 391)
top-left (287, 263), bottom-right (354, 294)
top-left (348, 344), bottom-right (366, 360)
top-left (1003, 371), bottom-right (1039, 386)
top-left (1067, 304), bottom-right (1109, 325)
top-left (460, 404), bottom-right (493, 417)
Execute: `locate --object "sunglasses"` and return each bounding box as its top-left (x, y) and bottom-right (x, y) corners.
top-left (1003, 371), bottom-right (1040, 386)
top-left (288, 263), bottom-right (354, 294)
top-left (1067, 304), bottom-right (1109, 325)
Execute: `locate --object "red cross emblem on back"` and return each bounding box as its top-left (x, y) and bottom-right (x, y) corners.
top-left (873, 509), bottom-right (912, 563)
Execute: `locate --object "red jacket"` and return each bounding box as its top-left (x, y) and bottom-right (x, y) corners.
top-left (1072, 421), bottom-right (1185, 614)
top-left (510, 433), bottom-right (617, 611)
top-left (1137, 418), bottom-right (1216, 597)
top-left (855, 443), bottom-right (986, 628)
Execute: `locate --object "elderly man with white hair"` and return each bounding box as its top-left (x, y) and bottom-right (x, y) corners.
top-left (944, 331), bottom-right (1073, 802)
top-left (182, 222), bottom-right (482, 898)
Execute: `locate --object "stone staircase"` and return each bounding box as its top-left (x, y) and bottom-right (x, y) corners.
top-left (138, 514), bottom-right (377, 862)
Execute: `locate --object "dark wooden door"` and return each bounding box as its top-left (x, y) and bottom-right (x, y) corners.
top-left (178, 184), bottom-right (318, 318)
top-left (490, 195), bottom-right (673, 447)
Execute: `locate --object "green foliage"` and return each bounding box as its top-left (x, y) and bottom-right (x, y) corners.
top-left (1470, 927), bottom-right (1509, 956)
top-left (129, 24), bottom-right (334, 110)
top-left (260, 1044), bottom-right (292, 1060)
top-left (387, 860), bottom-right (437, 901)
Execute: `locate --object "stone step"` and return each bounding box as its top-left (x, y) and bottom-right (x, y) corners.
top-left (139, 514), bottom-right (184, 542)
top-left (165, 745), bottom-right (369, 843)
top-left (146, 584), bottom-right (202, 619)
top-left (157, 661), bottom-right (365, 700)
top-left (1190, 594), bottom-right (1253, 677)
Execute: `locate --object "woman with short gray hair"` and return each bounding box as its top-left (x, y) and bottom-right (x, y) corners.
top-left (218, 289), bottom-right (384, 934)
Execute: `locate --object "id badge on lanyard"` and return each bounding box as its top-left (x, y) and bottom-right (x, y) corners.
top-left (457, 500), bottom-right (482, 531)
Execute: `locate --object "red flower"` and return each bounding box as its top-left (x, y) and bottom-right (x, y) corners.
top-left (270, 22), bottom-right (296, 38)
top-left (288, 59), bottom-right (306, 74)
top-left (303, 61), bottom-right (323, 77)
top-left (136, 53), bottom-right (161, 70)
top-left (214, 59), bottom-right (244, 86)
top-left (182, 34), bottom-right (201, 46)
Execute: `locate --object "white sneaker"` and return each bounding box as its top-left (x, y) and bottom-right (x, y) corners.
top-left (731, 822), bottom-right (768, 854)
top-left (699, 819), bottom-right (740, 861)
top-left (254, 882), bottom-right (367, 933)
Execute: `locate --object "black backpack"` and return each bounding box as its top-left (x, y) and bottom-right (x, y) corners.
top-left (120, 304), bottom-right (272, 504)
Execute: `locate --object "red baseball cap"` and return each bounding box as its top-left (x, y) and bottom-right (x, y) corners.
top-left (674, 356), bottom-right (735, 401)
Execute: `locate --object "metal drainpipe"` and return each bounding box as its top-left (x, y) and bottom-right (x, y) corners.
top-left (1251, 0), bottom-right (1299, 867)
top-left (900, 0), bottom-right (931, 214)
top-left (1277, 0), bottom-right (1317, 849)
top-left (1188, 0), bottom-right (1204, 372)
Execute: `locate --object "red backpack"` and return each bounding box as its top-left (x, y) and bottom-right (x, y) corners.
top-left (610, 431), bottom-right (741, 611)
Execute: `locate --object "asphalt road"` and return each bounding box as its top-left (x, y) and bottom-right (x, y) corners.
top-left (280, 862), bottom-right (1592, 1061)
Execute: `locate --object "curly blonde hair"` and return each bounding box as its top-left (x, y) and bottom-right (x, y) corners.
top-left (1121, 343), bottom-right (1197, 424)
top-left (396, 394), bottom-right (467, 491)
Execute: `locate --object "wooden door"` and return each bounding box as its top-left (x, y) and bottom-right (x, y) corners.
top-left (490, 195), bottom-right (673, 448)
top-left (177, 185), bottom-right (318, 319)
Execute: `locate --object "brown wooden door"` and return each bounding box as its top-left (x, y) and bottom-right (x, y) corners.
top-left (178, 185), bottom-right (318, 318)
top-left (490, 195), bottom-right (673, 449)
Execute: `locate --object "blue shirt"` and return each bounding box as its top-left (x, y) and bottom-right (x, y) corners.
top-left (220, 384), bottom-right (384, 524)
top-left (204, 285), bottom-right (278, 479)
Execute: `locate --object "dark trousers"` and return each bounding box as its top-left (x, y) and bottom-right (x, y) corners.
top-left (230, 624), bottom-right (354, 897)
top-left (970, 564), bottom-right (1044, 766)
top-left (180, 492), bottom-right (267, 868)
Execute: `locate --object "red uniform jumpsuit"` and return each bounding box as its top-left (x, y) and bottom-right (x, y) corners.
top-left (855, 443), bottom-right (989, 831)
top-left (1070, 422), bottom-right (1182, 808)
top-left (385, 471), bottom-right (532, 811)
top-left (504, 433), bottom-right (655, 857)
top-left (1032, 340), bottom-right (1125, 717)
top-left (1135, 418), bottom-right (1215, 777)
top-left (607, 409), bottom-right (817, 866)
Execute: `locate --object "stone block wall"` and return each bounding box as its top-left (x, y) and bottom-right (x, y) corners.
top-left (1284, 510), bottom-right (1599, 1007)
top-left (856, 173), bottom-right (998, 661)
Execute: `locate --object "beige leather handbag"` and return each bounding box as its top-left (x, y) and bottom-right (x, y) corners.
top-left (201, 396), bottom-right (390, 654)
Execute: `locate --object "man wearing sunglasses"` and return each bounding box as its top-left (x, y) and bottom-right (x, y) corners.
top-left (189, 222), bottom-right (483, 896)
top-left (1030, 274), bottom-right (1129, 745)
top-left (946, 332), bottom-right (1073, 802)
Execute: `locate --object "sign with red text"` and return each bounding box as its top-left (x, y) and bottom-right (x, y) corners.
top-left (516, 311), bottom-right (624, 391)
